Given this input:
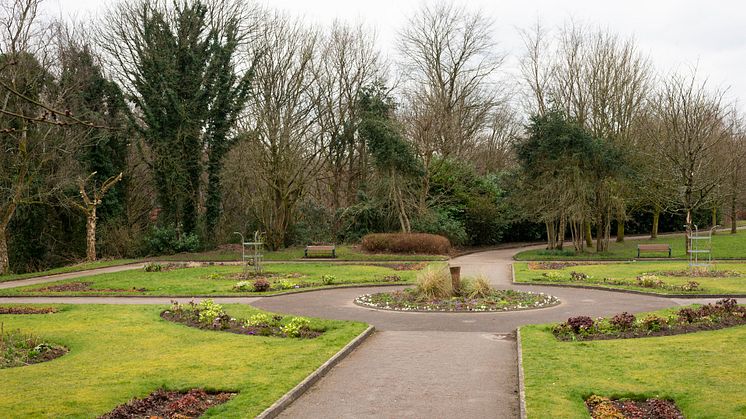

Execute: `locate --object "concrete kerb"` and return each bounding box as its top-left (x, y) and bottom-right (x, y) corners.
top-left (255, 325), bottom-right (376, 419)
top-left (516, 327), bottom-right (527, 419)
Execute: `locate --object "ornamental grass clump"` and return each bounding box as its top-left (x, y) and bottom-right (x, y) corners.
top-left (464, 275), bottom-right (493, 299)
top-left (415, 267), bottom-right (453, 299)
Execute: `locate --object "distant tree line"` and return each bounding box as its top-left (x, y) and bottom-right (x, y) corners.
top-left (1, 0), bottom-right (744, 274)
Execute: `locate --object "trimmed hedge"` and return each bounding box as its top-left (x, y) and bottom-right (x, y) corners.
top-left (361, 233), bottom-right (451, 255)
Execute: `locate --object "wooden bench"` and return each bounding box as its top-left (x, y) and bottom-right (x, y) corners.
top-left (637, 244), bottom-right (671, 258)
top-left (304, 245), bottom-right (336, 258)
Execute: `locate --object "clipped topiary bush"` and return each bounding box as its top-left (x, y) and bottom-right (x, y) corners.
top-left (360, 233), bottom-right (451, 255)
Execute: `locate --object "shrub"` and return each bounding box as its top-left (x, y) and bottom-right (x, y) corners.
top-left (610, 312), bottom-right (636, 330)
top-left (281, 317), bottom-right (311, 337)
top-left (233, 281), bottom-right (253, 292)
top-left (321, 275), bottom-right (336, 285)
top-left (465, 275), bottom-right (493, 299)
top-left (566, 316), bottom-right (594, 333)
top-left (642, 315), bottom-right (665, 331)
top-left (415, 267), bottom-right (453, 299)
top-left (196, 300), bottom-right (225, 325)
top-left (361, 233), bottom-right (451, 255)
top-left (143, 262), bottom-right (163, 272)
top-left (636, 275), bottom-right (663, 288)
top-left (252, 278), bottom-right (271, 292)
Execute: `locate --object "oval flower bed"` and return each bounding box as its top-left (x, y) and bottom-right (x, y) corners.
top-left (161, 300), bottom-right (323, 338)
top-left (355, 288), bottom-right (559, 312)
top-left (553, 298), bottom-right (745, 341)
top-left (586, 395), bottom-right (683, 419)
top-left (1, 328), bottom-right (67, 369)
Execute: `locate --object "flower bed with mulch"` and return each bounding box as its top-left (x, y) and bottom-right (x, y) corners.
top-left (99, 388), bottom-right (235, 418)
top-left (586, 395), bottom-right (683, 419)
top-left (1, 328), bottom-right (67, 369)
top-left (161, 300), bottom-right (323, 338)
top-left (355, 288), bottom-right (559, 312)
top-left (0, 306), bottom-right (58, 314)
top-left (553, 298), bottom-right (746, 341)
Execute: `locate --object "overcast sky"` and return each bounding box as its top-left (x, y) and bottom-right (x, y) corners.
top-left (44, 0), bottom-right (746, 103)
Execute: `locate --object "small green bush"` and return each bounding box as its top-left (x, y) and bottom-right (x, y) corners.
top-left (361, 233), bottom-right (451, 255)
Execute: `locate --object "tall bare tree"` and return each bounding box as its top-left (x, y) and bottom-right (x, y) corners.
top-left (398, 2), bottom-right (503, 210)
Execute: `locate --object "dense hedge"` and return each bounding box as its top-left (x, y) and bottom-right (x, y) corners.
top-left (361, 233), bottom-right (451, 255)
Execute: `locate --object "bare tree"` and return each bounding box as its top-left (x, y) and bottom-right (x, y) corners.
top-left (238, 12), bottom-right (322, 250)
top-left (650, 69), bottom-right (733, 250)
top-left (314, 21), bottom-right (383, 233)
top-left (398, 2), bottom-right (504, 210)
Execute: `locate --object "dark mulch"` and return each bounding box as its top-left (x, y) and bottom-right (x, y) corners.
top-left (36, 282), bottom-right (145, 293)
top-left (0, 306), bottom-right (57, 314)
top-left (369, 262), bottom-right (428, 271)
top-left (587, 395), bottom-right (683, 419)
top-left (99, 388), bottom-right (236, 419)
top-left (160, 311), bottom-right (322, 339)
top-left (656, 269), bottom-right (741, 277)
top-left (527, 261), bottom-right (590, 270)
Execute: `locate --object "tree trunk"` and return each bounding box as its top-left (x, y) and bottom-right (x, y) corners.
top-left (711, 206), bottom-right (718, 234)
top-left (584, 220), bottom-right (593, 247)
top-left (0, 225), bottom-right (9, 275)
top-left (86, 209), bottom-right (97, 262)
top-left (731, 194), bottom-right (738, 234)
top-left (651, 206), bottom-right (660, 239)
top-left (616, 207), bottom-right (625, 242)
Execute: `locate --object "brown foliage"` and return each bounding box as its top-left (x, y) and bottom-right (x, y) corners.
top-left (361, 233), bottom-right (450, 255)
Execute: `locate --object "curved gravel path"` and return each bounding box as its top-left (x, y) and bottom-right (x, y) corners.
top-left (0, 245), bottom-right (723, 419)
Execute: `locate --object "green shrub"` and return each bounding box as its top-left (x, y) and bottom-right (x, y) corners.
top-left (361, 233), bottom-right (451, 255)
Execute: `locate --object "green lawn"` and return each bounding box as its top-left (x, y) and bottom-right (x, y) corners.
top-left (0, 304), bottom-right (366, 417)
top-left (514, 231), bottom-right (746, 260)
top-left (0, 263), bottom-right (435, 296)
top-left (153, 245), bottom-right (448, 262)
top-left (514, 261), bottom-right (746, 295)
top-left (0, 259), bottom-right (138, 283)
top-left (521, 316), bottom-right (746, 418)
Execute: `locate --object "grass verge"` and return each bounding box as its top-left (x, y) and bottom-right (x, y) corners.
top-left (0, 263), bottom-right (438, 297)
top-left (0, 259), bottom-right (138, 283)
top-left (0, 304), bottom-right (366, 417)
top-left (513, 261), bottom-right (746, 295)
top-left (514, 231), bottom-right (746, 261)
top-left (520, 314), bottom-right (746, 418)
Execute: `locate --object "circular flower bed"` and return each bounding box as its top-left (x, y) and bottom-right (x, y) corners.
top-left (354, 288), bottom-right (560, 312)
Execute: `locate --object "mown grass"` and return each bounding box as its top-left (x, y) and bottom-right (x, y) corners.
top-left (521, 316), bottom-right (746, 418)
top-left (514, 230), bottom-right (746, 261)
top-left (0, 259), bottom-right (138, 283)
top-left (514, 261), bottom-right (746, 294)
top-left (0, 263), bottom-right (438, 297)
top-left (0, 304), bottom-right (366, 417)
top-left (153, 245), bottom-right (448, 262)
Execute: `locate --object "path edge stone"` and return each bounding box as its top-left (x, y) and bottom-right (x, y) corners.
top-left (255, 324), bottom-right (375, 419)
top-left (516, 327), bottom-right (527, 419)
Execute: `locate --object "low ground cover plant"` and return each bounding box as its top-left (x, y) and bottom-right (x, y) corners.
top-left (553, 299), bottom-right (745, 341)
top-left (1, 326), bottom-right (67, 368)
top-left (162, 300), bottom-right (323, 338)
top-left (100, 388), bottom-right (236, 419)
top-left (361, 233), bottom-right (451, 255)
top-left (355, 267), bottom-right (559, 312)
top-left (585, 395), bottom-right (683, 419)
top-left (0, 306), bottom-right (57, 315)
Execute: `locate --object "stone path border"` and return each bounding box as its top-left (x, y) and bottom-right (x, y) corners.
top-left (256, 325), bottom-right (375, 419)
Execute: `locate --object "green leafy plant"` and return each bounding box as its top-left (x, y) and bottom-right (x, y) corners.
top-left (281, 317), bottom-right (311, 337)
